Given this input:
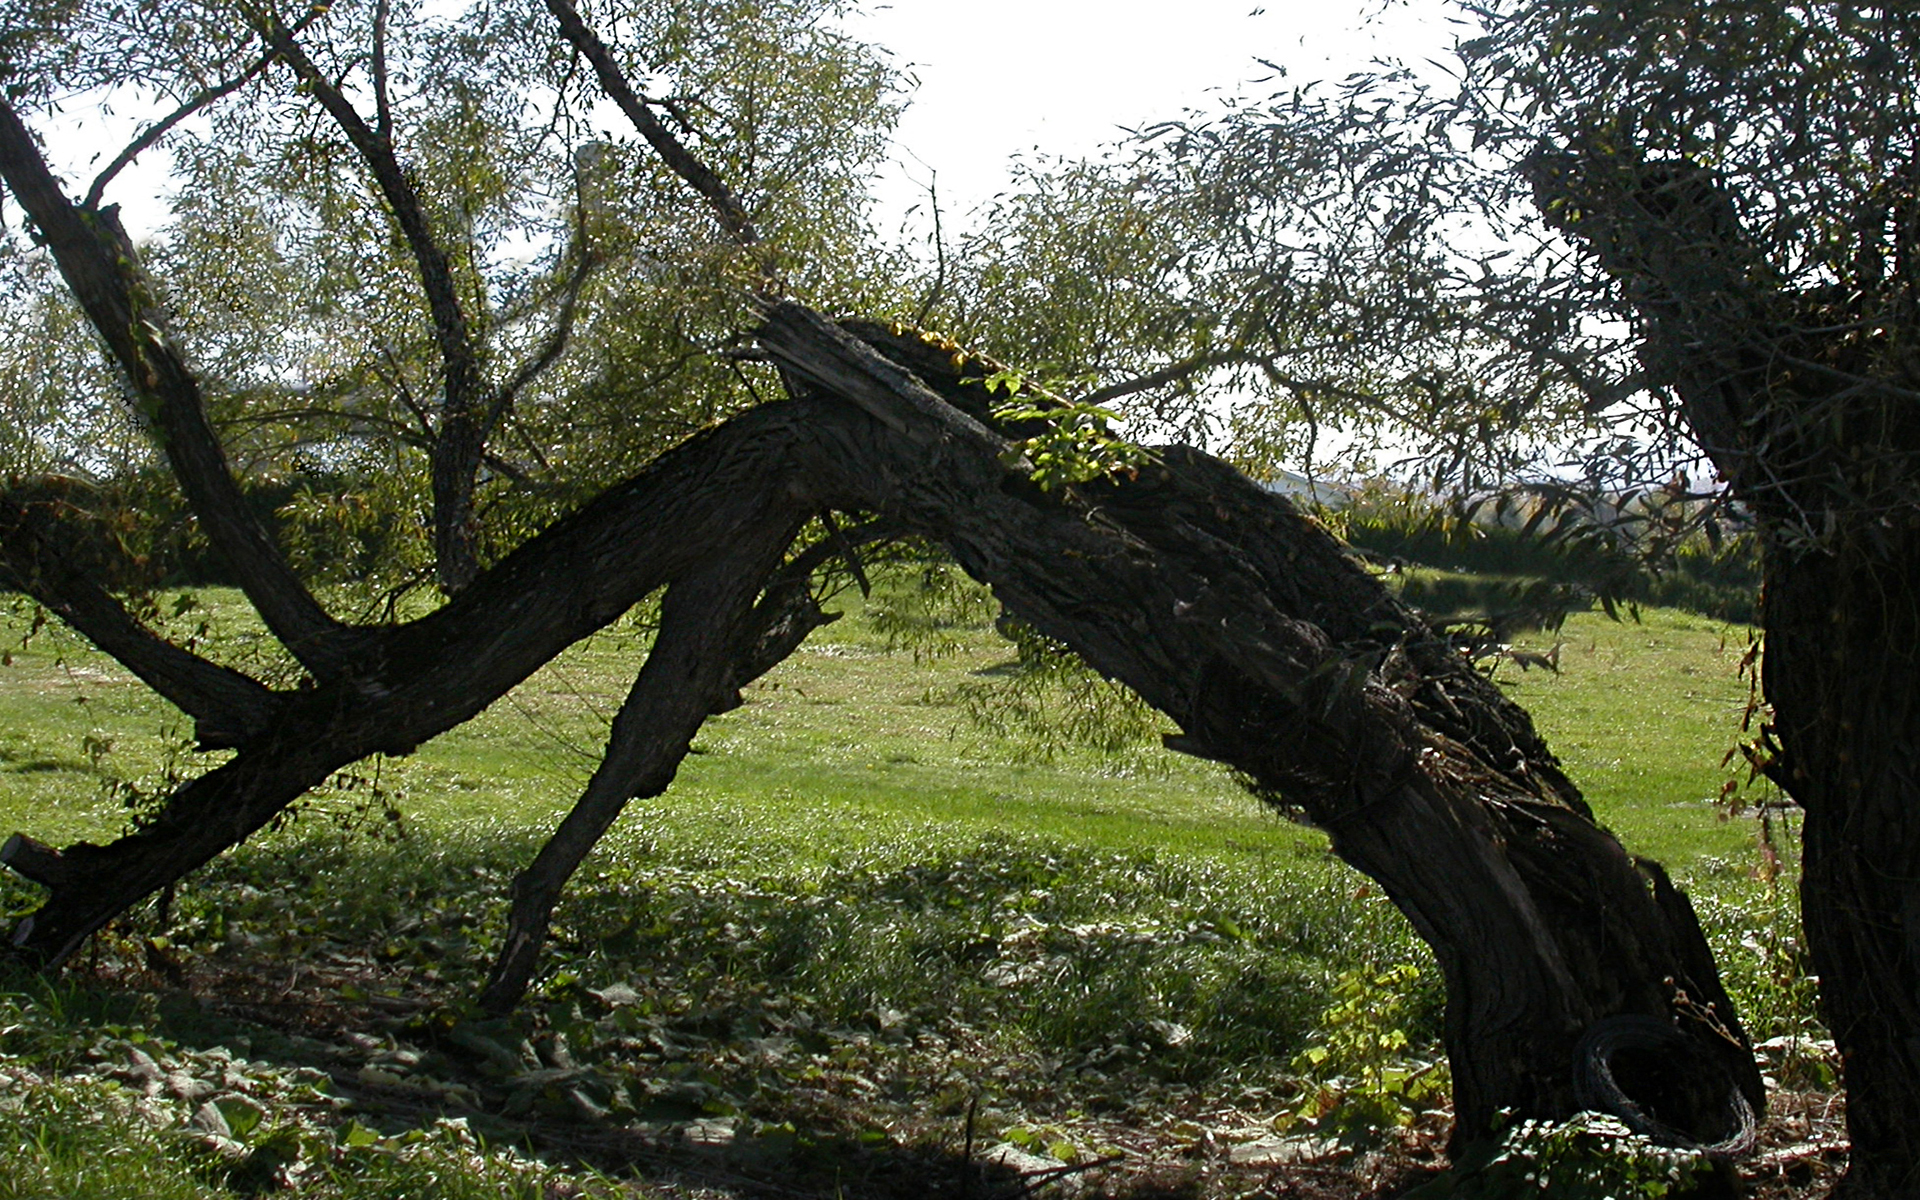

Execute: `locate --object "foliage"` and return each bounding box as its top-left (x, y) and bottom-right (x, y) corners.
top-left (1411, 1111), bottom-right (1712, 1200)
top-left (1284, 963), bottom-right (1448, 1145)
top-left (943, 618), bottom-right (1166, 766)
top-left (1452, 2), bottom-right (1920, 547)
top-left (859, 554), bottom-right (998, 661)
top-left (0, 0), bottom-right (909, 594)
top-left (975, 367), bottom-right (1158, 491)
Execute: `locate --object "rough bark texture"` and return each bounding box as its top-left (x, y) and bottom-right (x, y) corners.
top-left (0, 279), bottom-right (1766, 1153)
top-left (764, 306), bottom-right (1761, 1145)
top-left (0, 100), bottom-right (354, 674)
top-left (1765, 539), bottom-right (1920, 1198)
top-left (2, 405), bottom-right (814, 965)
top-left (0, 10), bottom-right (1775, 1161)
top-left (1535, 149), bottom-right (1920, 1194)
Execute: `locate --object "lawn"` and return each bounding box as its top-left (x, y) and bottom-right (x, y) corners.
top-left (0, 579), bottom-right (1825, 1198)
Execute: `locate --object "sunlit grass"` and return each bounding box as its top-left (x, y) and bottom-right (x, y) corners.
top-left (0, 577), bottom-right (1817, 1196)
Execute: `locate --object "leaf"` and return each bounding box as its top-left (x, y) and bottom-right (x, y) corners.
top-left (218, 1097), bottom-right (265, 1139)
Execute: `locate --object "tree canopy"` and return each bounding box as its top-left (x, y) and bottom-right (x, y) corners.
top-left (11, 0), bottom-right (1920, 1192)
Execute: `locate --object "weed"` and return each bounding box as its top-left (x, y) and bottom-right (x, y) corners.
top-left (1411, 1111), bottom-right (1712, 1200)
top-left (1284, 964), bottom-right (1448, 1144)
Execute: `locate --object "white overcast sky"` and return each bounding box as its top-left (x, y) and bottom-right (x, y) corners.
top-left (56, 1), bottom-right (1459, 241)
top-left (838, 0), bottom-right (1459, 230)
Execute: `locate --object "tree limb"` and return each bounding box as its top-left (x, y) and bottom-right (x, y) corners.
top-left (1080, 348), bottom-right (1265, 407)
top-left (480, 516), bottom-right (804, 1012)
top-left (0, 99), bottom-right (353, 676)
top-left (543, 0), bottom-right (761, 250)
top-left (5, 399), bottom-right (818, 967)
top-left (0, 483), bottom-right (281, 748)
top-left (81, 10), bottom-right (326, 209)
top-left (256, 13), bottom-right (493, 592)
top-left (491, 224), bottom-right (596, 430)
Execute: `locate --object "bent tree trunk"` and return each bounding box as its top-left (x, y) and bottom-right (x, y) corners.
top-left (2, 302), bottom-right (1761, 1150)
top-left (757, 306), bottom-right (1763, 1146)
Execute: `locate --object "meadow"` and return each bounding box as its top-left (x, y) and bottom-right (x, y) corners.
top-left (0, 573), bottom-right (1825, 1198)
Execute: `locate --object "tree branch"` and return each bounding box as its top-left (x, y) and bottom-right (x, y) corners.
top-left (371, 0), bottom-right (394, 141)
top-left (81, 10), bottom-right (325, 209)
top-left (543, 0), bottom-right (761, 250)
top-left (0, 483), bottom-right (281, 748)
top-left (0, 99), bottom-right (353, 676)
top-left (480, 516), bottom-right (803, 1012)
top-left (491, 226), bottom-right (595, 431)
top-left (1080, 349), bottom-right (1264, 407)
top-left (3, 398), bottom-right (816, 964)
top-left (256, 13), bottom-right (493, 592)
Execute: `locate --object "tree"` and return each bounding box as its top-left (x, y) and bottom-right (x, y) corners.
top-left (0, 0), bottom-right (1762, 1164)
top-left (1475, 7), bottom-right (1920, 1194)
top-left (983, 1), bottom-right (1918, 1191)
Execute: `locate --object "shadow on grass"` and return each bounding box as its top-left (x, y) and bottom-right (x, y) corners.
top-left (0, 824), bottom-right (1446, 1198)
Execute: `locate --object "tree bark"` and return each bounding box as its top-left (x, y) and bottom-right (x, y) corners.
top-left (0, 98), bottom-right (355, 674)
top-left (1, 298), bottom-right (1761, 1153)
top-left (1532, 147), bottom-right (1920, 1192)
top-left (762, 305), bottom-right (1763, 1147)
top-left (3, 404), bottom-right (814, 966)
top-left (1764, 537), bottom-right (1920, 1198)
top-left (480, 519), bottom-right (807, 1014)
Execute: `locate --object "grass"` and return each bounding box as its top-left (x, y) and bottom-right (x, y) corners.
top-left (1496, 606), bottom-right (1770, 871)
top-left (0, 574), bottom-right (1819, 1197)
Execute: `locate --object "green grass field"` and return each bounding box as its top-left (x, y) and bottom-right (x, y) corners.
top-left (0, 579), bottom-right (1819, 1198)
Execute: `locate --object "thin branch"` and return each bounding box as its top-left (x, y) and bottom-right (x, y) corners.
top-left (82, 9), bottom-right (325, 209)
top-left (1080, 349), bottom-right (1264, 407)
top-left (911, 162), bottom-right (945, 327)
top-left (372, 0), bottom-right (394, 141)
top-left (491, 256), bottom-right (589, 428)
top-left (215, 404), bottom-right (538, 486)
top-left (257, 13), bottom-right (495, 590)
top-left (256, 21), bottom-right (479, 406)
top-left (372, 340), bottom-right (436, 438)
top-left (542, 0), bottom-right (761, 250)
top-left (490, 164), bottom-right (600, 428)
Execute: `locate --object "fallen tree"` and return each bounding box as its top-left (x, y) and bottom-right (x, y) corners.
top-left (0, 0), bottom-right (1761, 1157)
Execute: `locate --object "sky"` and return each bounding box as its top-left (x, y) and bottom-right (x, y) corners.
top-left (35, 0), bottom-right (1459, 240)
top-left (837, 0), bottom-right (1458, 231)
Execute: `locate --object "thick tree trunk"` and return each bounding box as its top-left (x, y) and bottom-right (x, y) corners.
top-left (3, 300), bottom-right (1760, 1155)
top-left (1530, 149), bottom-right (1920, 1190)
top-left (763, 306), bottom-right (1763, 1146)
top-left (1764, 537), bottom-right (1920, 1198)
